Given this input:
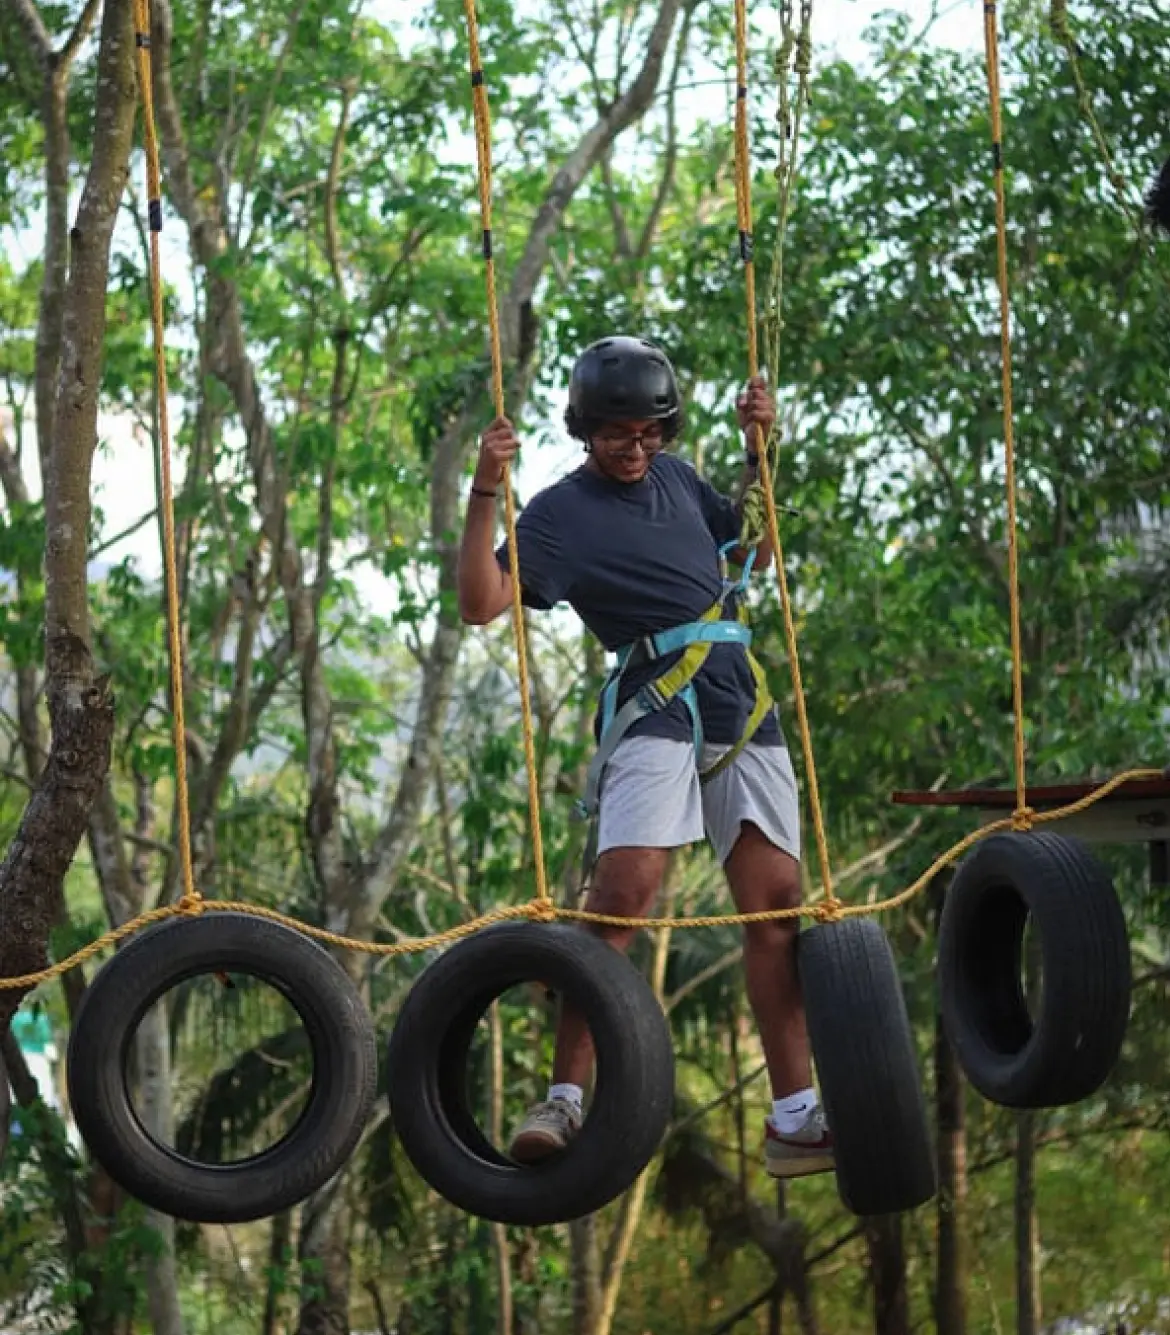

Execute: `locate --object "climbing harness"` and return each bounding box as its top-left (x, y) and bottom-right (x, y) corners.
top-left (575, 546), bottom-right (772, 873)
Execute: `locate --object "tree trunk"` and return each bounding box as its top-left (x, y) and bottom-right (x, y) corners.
top-left (136, 1005), bottom-right (185, 1335)
top-left (731, 1007), bottom-right (749, 1202)
top-left (1014, 1111), bottom-right (1041, 1335)
top-left (488, 1000), bottom-right (514, 1334)
top-left (263, 1211), bottom-right (293, 1335)
top-left (295, 1175), bottom-right (351, 1335)
top-left (865, 1215), bottom-right (909, 1335)
top-left (570, 1215), bottom-right (603, 1335)
top-left (593, 872), bottom-right (677, 1335)
top-left (0, 0), bottom-right (134, 1028)
top-left (933, 876), bottom-right (968, 1335)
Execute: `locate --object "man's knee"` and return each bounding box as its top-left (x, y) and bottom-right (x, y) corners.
top-left (588, 846), bottom-right (670, 919)
top-left (743, 914), bottom-right (799, 957)
top-left (727, 824), bottom-right (802, 950)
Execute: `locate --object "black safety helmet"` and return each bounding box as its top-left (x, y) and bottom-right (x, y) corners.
top-left (564, 335), bottom-right (682, 442)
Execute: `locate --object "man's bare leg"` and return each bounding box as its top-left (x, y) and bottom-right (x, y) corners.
top-left (723, 822), bottom-right (811, 1098)
top-left (551, 845), bottom-right (671, 1087)
top-left (509, 846), bottom-right (668, 1161)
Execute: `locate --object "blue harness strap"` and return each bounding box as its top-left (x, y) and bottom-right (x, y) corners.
top-left (574, 541), bottom-right (769, 880)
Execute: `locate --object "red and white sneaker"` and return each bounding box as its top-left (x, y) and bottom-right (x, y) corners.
top-left (764, 1107), bottom-right (835, 1179)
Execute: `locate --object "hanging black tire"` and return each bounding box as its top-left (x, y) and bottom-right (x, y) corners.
top-left (67, 912), bottom-right (378, 1223)
top-left (385, 922), bottom-right (675, 1226)
top-left (937, 830), bottom-right (1130, 1108)
top-left (798, 917), bottom-right (937, 1217)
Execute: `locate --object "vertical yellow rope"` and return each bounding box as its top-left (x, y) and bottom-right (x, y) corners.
top-left (133, 0), bottom-right (201, 910)
top-left (462, 0), bottom-right (553, 909)
top-left (732, 0), bottom-right (837, 910)
top-left (982, 1), bottom-right (1032, 829)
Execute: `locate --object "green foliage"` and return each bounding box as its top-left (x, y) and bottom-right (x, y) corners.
top-left (0, 0), bottom-right (1167, 1329)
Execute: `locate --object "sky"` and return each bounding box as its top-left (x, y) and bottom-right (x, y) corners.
top-left (1, 0), bottom-right (984, 600)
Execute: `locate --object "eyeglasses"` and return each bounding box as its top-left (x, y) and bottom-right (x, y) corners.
top-left (591, 425), bottom-right (665, 455)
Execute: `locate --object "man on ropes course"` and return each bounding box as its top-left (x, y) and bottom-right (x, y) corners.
top-left (457, 335), bottom-right (832, 1180)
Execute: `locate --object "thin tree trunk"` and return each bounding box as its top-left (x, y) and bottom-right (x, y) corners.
top-left (865, 1215), bottom-right (909, 1335)
top-left (263, 1211), bottom-right (293, 1335)
top-left (593, 873), bottom-right (677, 1335)
top-left (793, 1271), bottom-right (819, 1335)
top-left (136, 1005), bottom-right (185, 1335)
top-left (570, 1214), bottom-right (603, 1335)
top-left (567, 632), bottom-right (604, 1335)
top-left (438, 1213), bottom-right (460, 1335)
top-left (770, 1178), bottom-right (788, 1334)
top-left (933, 875), bottom-right (968, 1335)
top-left (296, 1176), bottom-right (351, 1335)
top-left (1016, 913), bottom-right (1044, 1335)
top-left (488, 1000), bottom-right (514, 1334)
top-left (1014, 1111), bottom-right (1041, 1335)
top-left (731, 1007), bottom-right (748, 1202)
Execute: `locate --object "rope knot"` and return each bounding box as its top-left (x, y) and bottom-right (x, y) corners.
top-left (177, 894), bottom-right (204, 916)
top-left (1010, 805), bottom-right (1036, 832)
top-left (526, 898), bottom-right (558, 924)
top-left (811, 898), bottom-right (844, 924)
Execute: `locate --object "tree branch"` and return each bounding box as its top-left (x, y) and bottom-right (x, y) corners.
top-left (635, 0), bottom-right (697, 261)
top-left (500, 0), bottom-right (684, 351)
top-left (233, 0), bottom-right (310, 249)
top-left (58, 0), bottom-right (102, 67)
top-left (2, 0), bottom-right (51, 64)
top-left (871, 388), bottom-right (1007, 587)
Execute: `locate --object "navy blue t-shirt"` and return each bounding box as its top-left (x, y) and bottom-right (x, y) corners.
top-left (495, 451), bottom-right (783, 748)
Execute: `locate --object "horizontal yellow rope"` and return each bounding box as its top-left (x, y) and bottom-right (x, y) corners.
top-left (0, 766), bottom-right (1157, 991)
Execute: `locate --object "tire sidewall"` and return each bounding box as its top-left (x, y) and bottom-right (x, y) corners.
top-left (387, 923), bottom-right (674, 1226)
top-left (68, 913), bottom-right (378, 1223)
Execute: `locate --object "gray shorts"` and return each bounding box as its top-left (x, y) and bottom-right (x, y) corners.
top-left (595, 737), bottom-right (802, 867)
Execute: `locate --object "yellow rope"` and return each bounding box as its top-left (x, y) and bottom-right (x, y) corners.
top-left (732, 0), bottom-right (837, 911)
top-left (0, 0), bottom-right (1157, 998)
top-left (462, 0), bottom-right (554, 914)
top-left (134, 0), bottom-right (201, 915)
top-left (0, 765), bottom-right (1158, 991)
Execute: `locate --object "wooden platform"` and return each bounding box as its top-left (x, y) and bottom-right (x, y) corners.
top-left (891, 775), bottom-right (1170, 884)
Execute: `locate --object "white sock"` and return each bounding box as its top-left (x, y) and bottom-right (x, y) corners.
top-left (548, 1082), bottom-right (584, 1114)
top-left (771, 1087), bottom-right (817, 1134)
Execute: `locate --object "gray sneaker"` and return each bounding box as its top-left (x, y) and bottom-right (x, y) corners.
top-left (764, 1106), bottom-right (835, 1180)
top-left (507, 1097), bottom-right (583, 1164)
